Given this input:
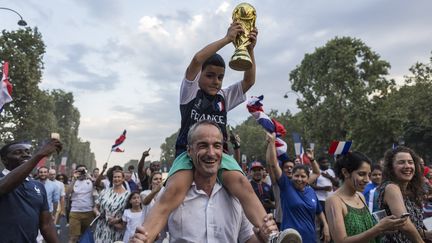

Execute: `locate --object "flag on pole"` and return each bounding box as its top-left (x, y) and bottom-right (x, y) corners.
top-left (59, 156), bottom-right (68, 174)
top-left (0, 61), bottom-right (13, 112)
top-left (292, 132), bottom-right (303, 157)
top-left (328, 140), bottom-right (352, 155)
top-left (111, 130), bottom-right (126, 152)
top-left (246, 95), bottom-right (289, 162)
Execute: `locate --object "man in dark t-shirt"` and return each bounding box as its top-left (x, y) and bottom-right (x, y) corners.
top-left (0, 140), bottom-right (62, 243)
top-left (249, 161), bottom-right (275, 213)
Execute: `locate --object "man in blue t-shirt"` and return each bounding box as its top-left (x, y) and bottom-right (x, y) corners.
top-left (0, 139), bottom-right (62, 243)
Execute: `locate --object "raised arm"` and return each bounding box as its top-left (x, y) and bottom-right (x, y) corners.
top-left (306, 150), bottom-right (321, 184)
top-left (141, 184), bottom-right (162, 206)
top-left (185, 22), bottom-right (243, 81)
top-left (0, 139), bottom-right (62, 196)
top-left (229, 130), bottom-right (241, 164)
top-left (265, 132), bottom-right (282, 181)
top-left (241, 27), bottom-right (258, 93)
top-left (138, 148), bottom-right (151, 181)
top-left (94, 162), bottom-right (108, 191)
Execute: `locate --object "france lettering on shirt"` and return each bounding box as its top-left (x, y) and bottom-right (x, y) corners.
top-left (190, 109), bottom-right (225, 124)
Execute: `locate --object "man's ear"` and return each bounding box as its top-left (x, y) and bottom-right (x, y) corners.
top-left (187, 145), bottom-right (192, 157)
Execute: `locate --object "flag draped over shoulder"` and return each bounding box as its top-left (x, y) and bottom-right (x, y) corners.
top-left (246, 95), bottom-right (289, 162)
top-left (0, 61), bottom-right (13, 112)
top-left (111, 130), bottom-right (127, 152)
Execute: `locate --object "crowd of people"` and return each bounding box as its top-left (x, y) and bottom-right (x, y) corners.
top-left (2, 20), bottom-right (432, 243)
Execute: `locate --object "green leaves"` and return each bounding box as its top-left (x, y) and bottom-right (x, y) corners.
top-left (0, 28), bottom-right (95, 170)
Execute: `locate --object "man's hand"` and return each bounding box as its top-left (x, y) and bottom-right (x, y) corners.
top-left (226, 21), bottom-right (244, 43)
top-left (254, 213), bottom-right (278, 242)
top-left (142, 148), bottom-right (151, 158)
top-left (265, 132), bottom-right (276, 144)
top-left (247, 27), bottom-right (258, 52)
top-left (305, 149), bottom-right (314, 161)
top-left (229, 131), bottom-right (241, 149)
top-left (131, 226), bottom-right (150, 243)
top-left (321, 171), bottom-right (332, 179)
top-left (102, 162), bottom-right (108, 171)
top-left (35, 139), bottom-right (62, 157)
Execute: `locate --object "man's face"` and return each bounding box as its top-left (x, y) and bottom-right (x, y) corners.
top-left (48, 170), bottom-right (56, 181)
top-left (38, 168), bottom-right (48, 181)
top-left (198, 65), bottom-right (225, 96)
top-left (252, 167), bottom-right (263, 182)
top-left (76, 166), bottom-right (87, 180)
top-left (2, 143), bottom-right (32, 171)
top-left (124, 171), bottom-right (132, 181)
top-left (319, 159), bottom-right (329, 170)
top-left (283, 161), bottom-right (294, 178)
top-left (187, 124), bottom-right (223, 178)
top-left (150, 162), bottom-right (160, 172)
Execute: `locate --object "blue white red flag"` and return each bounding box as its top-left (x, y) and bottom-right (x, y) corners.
top-left (291, 132), bottom-right (303, 157)
top-left (0, 61), bottom-right (13, 112)
top-left (328, 140), bottom-right (352, 155)
top-left (111, 130), bottom-right (126, 152)
top-left (247, 95), bottom-right (289, 162)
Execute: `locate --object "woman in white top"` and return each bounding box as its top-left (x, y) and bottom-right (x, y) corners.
top-left (140, 171), bottom-right (163, 218)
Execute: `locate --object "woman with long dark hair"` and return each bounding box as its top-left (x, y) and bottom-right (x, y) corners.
top-left (377, 146), bottom-right (432, 242)
top-left (140, 172), bottom-right (163, 216)
top-left (326, 151), bottom-right (406, 243)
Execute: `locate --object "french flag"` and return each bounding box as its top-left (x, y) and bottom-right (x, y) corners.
top-left (111, 130), bottom-right (127, 152)
top-left (247, 95), bottom-right (289, 162)
top-left (215, 101), bottom-right (224, 112)
top-left (292, 132), bottom-right (303, 157)
top-left (0, 61), bottom-right (13, 112)
top-left (328, 140), bottom-right (352, 155)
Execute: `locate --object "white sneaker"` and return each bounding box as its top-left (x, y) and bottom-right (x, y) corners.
top-left (269, 228), bottom-right (302, 243)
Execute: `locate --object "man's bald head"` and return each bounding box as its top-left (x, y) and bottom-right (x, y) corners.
top-left (48, 169), bottom-right (57, 181)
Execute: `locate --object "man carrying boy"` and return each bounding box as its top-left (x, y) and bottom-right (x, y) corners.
top-left (140, 22), bottom-right (276, 242)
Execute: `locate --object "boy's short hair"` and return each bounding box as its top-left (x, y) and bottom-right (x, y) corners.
top-left (202, 53), bottom-right (225, 70)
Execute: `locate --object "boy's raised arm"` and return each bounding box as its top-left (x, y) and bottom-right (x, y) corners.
top-left (185, 22), bottom-right (243, 81)
top-left (241, 27), bottom-right (258, 93)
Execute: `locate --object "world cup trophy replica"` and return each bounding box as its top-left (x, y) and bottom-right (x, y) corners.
top-left (229, 3), bottom-right (256, 71)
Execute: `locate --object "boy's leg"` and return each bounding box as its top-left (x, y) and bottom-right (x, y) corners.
top-left (141, 170), bottom-right (193, 242)
top-left (222, 170), bottom-right (268, 228)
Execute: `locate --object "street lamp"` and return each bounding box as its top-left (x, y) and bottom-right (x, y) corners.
top-left (283, 90), bottom-right (301, 99)
top-left (0, 7), bottom-right (27, 26)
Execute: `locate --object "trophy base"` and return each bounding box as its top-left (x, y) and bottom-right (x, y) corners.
top-left (229, 49), bottom-right (252, 71)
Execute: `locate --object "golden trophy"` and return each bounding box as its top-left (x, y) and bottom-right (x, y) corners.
top-left (229, 3), bottom-right (256, 71)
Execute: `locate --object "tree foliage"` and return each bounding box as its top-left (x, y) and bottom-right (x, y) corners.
top-left (289, 36), bottom-right (395, 158)
top-left (0, 28), bottom-right (95, 171)
top-left (159, 131), bottom-right (178, 166)
top-left (161, 43), bottom-right (432, 165)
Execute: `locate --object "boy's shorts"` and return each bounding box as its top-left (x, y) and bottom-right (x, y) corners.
top-left (168, 151), bottom-right (244, 182)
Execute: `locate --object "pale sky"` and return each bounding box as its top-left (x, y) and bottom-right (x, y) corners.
top-left (2, 0), bottom-right (431, 168)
